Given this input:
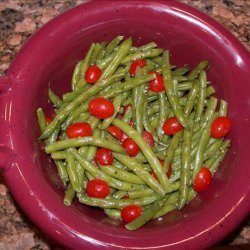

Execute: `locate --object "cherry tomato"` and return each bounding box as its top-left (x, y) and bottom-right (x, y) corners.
top-left (162, 117), bottom-right (183, 135)
top-left (84, 65), bottom-right (102, 84)
top-left (95, 148), bottom-right (113, 166)
top-left (88, 97), bottom-right (115, 119)
top-left (122, 195), bottom-right (129, 199)
top-left (129, 59), bottom-right (147, 76)
top-left (148, 70), bottom-right (165, 93)
top-left (123, 104), bottom-right (132, 114)
top-left (142, 131), bottom-right (155, 147)
top-left (45, 116), bottom-right (52, 124)
top-left (210, 116), bottom-right (232, 139)
top-left (107, 125), bottom-right (123, 141)
top-left (121, 205), bottom-right (142, 223)
top-left (193, 167), bottom-right (212, 192)
top-left (122, 138), bottom-right (140, 157)
top-left (86, 179), bottom-right (110, 198)
top-left (66, 122), bottom-right (92, 138)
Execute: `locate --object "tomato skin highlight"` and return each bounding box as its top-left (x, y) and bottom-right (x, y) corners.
top-left (122, 138), bottom-right (140, 157)
top-left (88, 97), bottom-right (115, 119)
top-left (121, 205), bottom-right (142, 223)
top-left (107, 125), bottom-right (123, 141)
top-left (129, 59), bottom-right (146, 76)
top-left (193, 167), bottom-right (212, 192)
top-left (66, 122), bottom-right (92, 138)
top-left (148, 70), bottom-right (165, 93)
top-left (95, 148), bottom-right (113, 166)
top-left (86, 179), bottom-right (110, 198)
top-left (142, 131), bottom-right (155, 147)
top-left (162, 117), bottom-right (183, 135)
top-left (84, 65), bottom-right (102, 84)
top-left (211, 116), bottom-right (232, 139)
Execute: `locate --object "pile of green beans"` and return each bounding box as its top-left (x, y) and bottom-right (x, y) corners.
top-left (37, 36), bottom-right (230, 230)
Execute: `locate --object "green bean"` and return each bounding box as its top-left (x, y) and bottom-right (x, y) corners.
top-left (163, 131), bottom-right (182, 172)
top-left (177, 81), bottom-right (193, 91)
top-left (101, 75), bottom-right (154, 99)
top-left (192, 113), bottom-right (218, 180)
top-left (71, 149), bottom-right (145, 191)
top-left (86, 128), bottom-right (101, 161)
top-left (178, 129), bottom-right (192, 209)
top-left (206, 85), bottom-right (215, 97)
top-left (200, 97), bottom-right (218, 127)
top-left (112, 119), bottom-right (172, 193)
top-left (125, 199), bottom-right (166, 230)
top-left (135, 84), bottom-right (146, 135)
top-left (64, 71), bottom-right (125, 103)
top-left (74, 43), bottom-right (95, 90)
top-left (183, 82), bottom-right (198, 116)
top-left (114, 153), bottom-right (166, 196)
top-left (122, 104), bottom-right (133, 123)
top-left (156, 92), bottom-right (168, 138)
top-left (153, 189), bottom-right (196, 218)
top-left (112, 190), bottom-right (127, 199)
top-left (219, 99), bottom-right (228, 116)
top-left (194, 71), bottom-right (207, 122)
top-left (47, 126), bottom-right (60, 145)
top-left (131, 42), bottom-right (157, 52)
top-left (89, 43), bottom-right (103, 65)
top-left (71, 60), bottom-right (83, 91)
top-left (40, 73), bottom-right (124, 139)
top-left (100, 37), bottom-right (132, 80)
top-left (128, 189), bottom-right (155, 199)
top-left (188, 60), bottom-right (209, 81)
top-left (106, 35), bottom-right (124, 54)
top-left (48, 88), bottom-right (62, 109)
top-left (45, 137), bottom-right (125, 154)
top-left (210, 147), bottom-right (229, 174)
top-left (75, 160), bottom-right (84, 192)
top-left (96, 42), bottom-right (107, 61)
top-left (36, 108), bottom-right (47, 132)
top-left (121, 49), bottom-right (163, 64)
top-left (77, 192), bottom-right (159, 209)
top-left (104, 208), bottom-right (121, 220)
top-left (100, 95), bottom-right (122, 129)
top-left (63, 184), bottom-right (75, 206)
top-left (142, 94), bottom-right (155, 135)
top-left (172, 66), bottom-right (189, 76)
top-left (162, 51), bottom-right (189, 128)
top-left (55, 160), bottom-right (68, 186)
top-left (99, 165), bottom-right (145, 185)
top-left (66, 151), bottom-right (81, 192)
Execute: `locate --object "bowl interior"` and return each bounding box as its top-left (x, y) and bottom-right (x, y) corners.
top-left (7, 1), bottom-right (250, 248)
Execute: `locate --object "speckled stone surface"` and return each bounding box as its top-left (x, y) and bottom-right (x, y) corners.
top-left (0, 0), bottom-right (249, 249)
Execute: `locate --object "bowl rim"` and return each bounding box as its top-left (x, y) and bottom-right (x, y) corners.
top-left (1, 0), bottom-right (250, 249)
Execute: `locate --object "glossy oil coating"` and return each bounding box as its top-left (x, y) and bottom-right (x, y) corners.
top-left (0, 1), bottom-right (250, 249)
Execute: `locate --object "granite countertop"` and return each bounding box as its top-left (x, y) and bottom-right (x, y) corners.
top-left (0, 0), bottom-right (249, 249)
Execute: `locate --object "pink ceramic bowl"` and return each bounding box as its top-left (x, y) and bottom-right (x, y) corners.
top-left (0, 1), bottom-right (250, 249)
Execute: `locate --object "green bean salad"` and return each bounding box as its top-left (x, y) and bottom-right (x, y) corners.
top-left (37, 36), bottom-right (231, 230)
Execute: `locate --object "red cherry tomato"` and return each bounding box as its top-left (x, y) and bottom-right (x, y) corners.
top-left (86, 179), bottom-right (110, 198)
top-left (84, 65), bottom-right (102, 84)
top-left (121, 205), bottom-right (142, 223)
top-left (162, 117), bottom-right (183, 135)
top-left (142, 131), bottom-right (155, 147)
top-left (148, 70), bottom-right (165, 93)
top-left (122, 138), bottom-right (140, 157)
top-left (107, 126), bottom-right (123, 141)
top-left (66, 122), bottom-right (92, 138)
top-left (95, 148), bottom-right (113, 166)
top-left (122, 195), bottom-right (129, 199)
top-left (129, 59), bottom-right (147, 76)
top-left (88, 97), bottom-right (114, 119)
top-left (45, 116), bottom-right (52, 124)
top-left (193, 167), bottom-right (212, 192)
top-left (124, 104), bottom-right (132, 114)
top-left (210, 116), bottom-right (232, 139)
